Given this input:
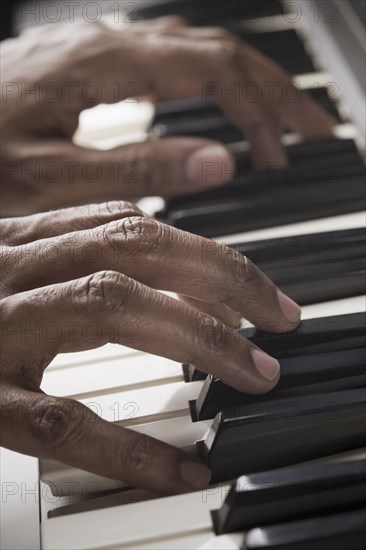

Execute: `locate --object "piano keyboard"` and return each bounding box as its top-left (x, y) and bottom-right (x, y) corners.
top-left (1, 1), bottom-right (365, 549)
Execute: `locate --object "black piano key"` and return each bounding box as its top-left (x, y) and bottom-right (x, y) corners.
top-left (152, 117), bottom-right (244, 143)
top-left (185, 312), bottom-right (366, 382)
top-left (239, 28), bottom-right (316, 74)
top-left (134, 0), bottom-right (285, 26)
top-left (212, 459), bottom-right (366, 534)
top-left (164, 173), bottom-right (366, 237)
top-left (151, 86), bottom-right (342, 142)
top-left (198, 388), bottom-right (366, 481)
top-left (243, 312), bottom-right (366, 357)
top-left (266, 257), bottom-right (366, 304)
top-left (153, 86), bottom-right (342, 128)
top-left (193, 348), bottom-right (366, 421)
top-left (232, 227), bottom-right (366, 270)
top-left (160, 137), bottom-right (366, 237)
top-left (164, 138), bottom-right (362, 203)
top-left (244, 508), bottom-right (366, 550)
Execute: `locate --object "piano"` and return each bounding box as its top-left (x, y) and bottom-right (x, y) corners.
top-left (1, 1), bottom-right (365, 549)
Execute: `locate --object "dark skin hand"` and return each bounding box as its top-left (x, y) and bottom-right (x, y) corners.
top-left (0, 202), bottom-right (301, 495)
top-left (0, 16), bottom-right (335, 215)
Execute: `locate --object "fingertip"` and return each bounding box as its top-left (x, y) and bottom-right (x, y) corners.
top-left (179, 459), bottom-right (211, 491)
top-left (277, 289), bottom-right (302, 325)
top-left (251, 348), bottom-right (281, 383)
top-left (184, 144), bottom-right (235, 187)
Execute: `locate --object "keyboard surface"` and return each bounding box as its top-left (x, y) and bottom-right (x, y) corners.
top-left (1, 1), bottom-right (365, 549)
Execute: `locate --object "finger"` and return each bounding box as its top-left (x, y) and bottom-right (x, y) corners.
top-left (0, 388), bottom-right (210, 495)
top-left (6, 138), bottom-right (234, 212)
top-left (0, 202), bottom-right (144, 245)
top-left (9, 217), bottom-right (301, 334)
top-left (240, 43), bottom-right (336, 139)
top-left (47, 24), bottom-right (285, 166)
top-left (142, 33), bottom-right (287, 166)
top-left (162, 27), bottom-right (336, 140)
top-left (3, 271), bottom-right (281, 392)
top-left (178, 295), bottom-right (241, 329)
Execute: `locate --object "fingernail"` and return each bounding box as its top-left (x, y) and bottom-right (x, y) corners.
top-left (184, 145), bottom-right (234, 186)
top-left (180, 460), bottom-right (211, 490)
top-left (277, 289), bottom-right (302, 323)
top-left (251, 348), bottom-right (280, 381)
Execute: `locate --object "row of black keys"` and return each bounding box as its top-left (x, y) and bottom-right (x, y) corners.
top-left (157, 138), bottom-right (366, 237)
top-left (135, 0), bottom-right (285, 27)
top-left (151, 85), bottom-right (340, 143)
top-left (183, 227), bottom-right (366, 479)
top-left (188, 311), bottom-right (366, 481)
top-left (190, 309), bottom-right (366, 546)
top-left (213, 458), bottom-right (366, 549)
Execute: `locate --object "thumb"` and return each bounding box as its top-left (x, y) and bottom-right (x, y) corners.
top-left (92, 137), bottom-right (235, 198)
top-left (3, 137), bottom-right (235, 213)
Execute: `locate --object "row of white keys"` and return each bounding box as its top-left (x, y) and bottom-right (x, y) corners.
top-left (40, 292), bottom-right (365, 495)
top-left (41, 448), bottom-right (366, 550)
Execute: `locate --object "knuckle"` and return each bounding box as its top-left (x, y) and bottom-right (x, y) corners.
top-left (0, 248), bottom-right (19, 296)
top-left (103, 216), bottom-right (165, 257)
top-left (226, 249), bottom-right (255, 286)
top-left (31, 397), bottom-right (80, 454)
top-left (130, 142), bottom-right (174, 193)
top-left (132, 144), bottom-right (157, 191)
top-left (215, 32), bottom-right (240, 63)
top-left (96, 201), bottom-right (144, 220)
top-left (207, 27), bottom-right (234, 40)
top-left (74, 270), bottom-right (135, 315)
top-left (120, 434), bottom-right (153, 475)
top-left (195, 312), bottom-right (228, 357)
top-left (72, 19), bottom-right (107, 43)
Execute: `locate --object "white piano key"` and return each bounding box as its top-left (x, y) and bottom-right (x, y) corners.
top-left (78, 380), bottom-right (203, 423)
top-left (300, 295), bottom-right (365, 319)
top-left (41, 482), bottom-right (230, 550)
top-left (0, 449), bottom-right (40, 550)
top-left (74, 100), bottom-right (153, 148)
top-left (198, 534), bottom-right (243, 550)
top-left (40, 450), bottom-right (366, 550)
top-left (40, 415), bottom-right (212, 496)
top-left (46, 343), bottom-right (140, 371)
top-left (42, 353), bottom-right (183, 398)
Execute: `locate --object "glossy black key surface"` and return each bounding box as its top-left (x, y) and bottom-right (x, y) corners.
top-left (212, 459), bottom-right (366, 534)
top-left (244, 508), bottom-right (366, 550)
top-left (163, 174), bottom-right (366, 237)
top-left (160, 139), bottom-right (366, 237)
top-left (244, 312), bottom-right (366, 357)
top-left (151, 87), bottom-right (342, 141)
top-left (185, 312), bottom-right (366, 382)
top-left (266, 257), bottom-right (366, 304)
top-left (193, 348), bottom-right (366, 421)
top-left (134, 0), bottom-right (284, 25)
top-left (152, 88), bottom-right (342, 124)
top-left (239, 28), bottom-right (315, 74)
top-left (232, 227), bottom-right (366, 270)
top-left (199, 388), bottom-right (366, 481)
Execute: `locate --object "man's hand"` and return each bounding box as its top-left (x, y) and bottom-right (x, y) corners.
top-left (0, 17), bottom-right (335, 215)
top-left (0, 201), bottom-right (301, 494)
